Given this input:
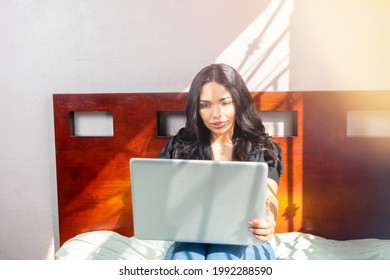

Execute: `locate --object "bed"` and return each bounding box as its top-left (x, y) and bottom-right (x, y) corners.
top-left (53, 91), bottom-right (390, 260)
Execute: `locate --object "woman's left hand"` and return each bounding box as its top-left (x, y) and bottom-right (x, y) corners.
top-left (248, 198), bottom-right (276, 242)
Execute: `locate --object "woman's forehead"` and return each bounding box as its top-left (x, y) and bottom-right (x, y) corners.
top-left (199, 82), bottom-right (231, 101)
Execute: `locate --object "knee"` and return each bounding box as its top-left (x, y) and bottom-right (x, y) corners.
top-left (167, 242), bottom-right (208, 260)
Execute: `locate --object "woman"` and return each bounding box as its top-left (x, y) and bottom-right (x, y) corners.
top-left (159, 63), bottom-right (283, 260)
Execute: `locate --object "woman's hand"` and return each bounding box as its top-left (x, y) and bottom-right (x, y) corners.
top-left (248, 198), bottom-right (276, 242)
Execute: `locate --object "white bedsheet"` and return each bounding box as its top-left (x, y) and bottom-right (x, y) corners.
top-left (55, 231), bottom-right (390, 260)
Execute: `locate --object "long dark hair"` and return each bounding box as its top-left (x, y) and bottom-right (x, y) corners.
top-left (171, 63), bottom-right (279, 165)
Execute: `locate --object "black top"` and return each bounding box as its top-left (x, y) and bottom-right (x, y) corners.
top-left (159, 137), bottom-right (284, 184)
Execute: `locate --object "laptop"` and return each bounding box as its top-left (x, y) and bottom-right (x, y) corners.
top-left (130, 158), bottom-right (268, 246)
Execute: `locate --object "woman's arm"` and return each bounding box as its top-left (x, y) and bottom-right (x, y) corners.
top-left (266, 178), bottom-right (279, 221)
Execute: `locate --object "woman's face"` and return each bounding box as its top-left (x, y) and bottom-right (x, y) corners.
top-left (198, 82), bottom-right (236, 141)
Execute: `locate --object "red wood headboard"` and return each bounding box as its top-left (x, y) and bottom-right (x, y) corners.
top-left (53, 91), bottom-right (390, 245)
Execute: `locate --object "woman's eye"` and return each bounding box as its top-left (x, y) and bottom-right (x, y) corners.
top-left (221, 101), bottom-right (232, 106)
top-left (200, 103), bottom-right (211, 109)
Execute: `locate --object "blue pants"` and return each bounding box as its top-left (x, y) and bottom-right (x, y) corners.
top-left (164, 242), bottom-right (276, 260)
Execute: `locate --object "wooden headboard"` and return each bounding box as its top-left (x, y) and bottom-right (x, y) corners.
top-left (54, 91), bottom-right (390, 245)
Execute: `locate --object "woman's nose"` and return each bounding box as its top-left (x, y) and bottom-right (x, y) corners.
top-left (212, 105), bottom-right (222, 119)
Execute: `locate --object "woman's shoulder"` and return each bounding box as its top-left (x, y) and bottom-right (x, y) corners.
top-left (249, 138), bottom-right (282, 159)
top-left (159, 137), bottom-right (176, 159)
top-left (248, 138), bottom-right (284, 180)
top-left (158, 129), bottom-right (190, 159)
top-left (269, 138), bottom-right (282, 155)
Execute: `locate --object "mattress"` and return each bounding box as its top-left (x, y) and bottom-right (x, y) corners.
top-left (55, 231), bottom-right (390, 260)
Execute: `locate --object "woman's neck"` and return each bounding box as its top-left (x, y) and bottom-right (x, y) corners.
top-left (210, 136), bottom-right (234, 161)
top-left (210, 133), bottom-right (233, 147)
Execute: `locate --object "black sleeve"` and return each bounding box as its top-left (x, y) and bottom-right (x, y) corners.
top-left (250, 141), bottom-right (284, 184)
top-left (268, 141), bottom-right (284, 184)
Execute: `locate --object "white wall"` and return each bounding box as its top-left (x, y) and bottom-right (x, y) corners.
top-left (0, 0), bottom-right (389, 259)
top-left (290, 0), bottom-right (390, 90)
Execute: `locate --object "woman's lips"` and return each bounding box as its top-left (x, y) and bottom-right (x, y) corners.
top-left (210, 121), bottom-right (225, 129)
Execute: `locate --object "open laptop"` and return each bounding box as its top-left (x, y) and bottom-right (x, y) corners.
top-left (130, 158), bottom-right (268, 246)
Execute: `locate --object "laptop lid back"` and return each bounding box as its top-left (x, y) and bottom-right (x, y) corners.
top-left (130, 158), bottom-right (268, 245)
